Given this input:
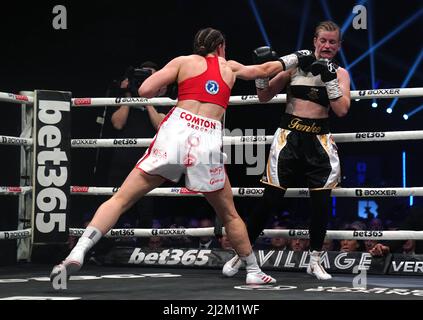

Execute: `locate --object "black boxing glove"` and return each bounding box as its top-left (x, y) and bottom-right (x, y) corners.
top-left (252, 46), bottom-right (278, 64)
top-left (310, 59), bottom-right (338, 82)
top-left (252, 46), bottom-right (278, 89)
top-left (297, 50), bottom-right (316, 72)
top-left (278, 50), bottom-right (314, 71)
top-left (310, 59), bottom-right (343, 100)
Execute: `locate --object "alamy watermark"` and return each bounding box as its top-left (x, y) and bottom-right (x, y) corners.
top-left (52, 5), bottom-right (67, 30)
top-left (352, 265), bottom-right (367, 289)
top-left (161, 128), bottom-right (268, 176)
top-left (352, 5), bottom-right (367, 30)
top-left (223, 128), bottom-right (267, 176)
top-left (51, 265), bottom-right (68, 290)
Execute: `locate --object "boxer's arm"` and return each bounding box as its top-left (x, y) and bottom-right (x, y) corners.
top-left (146, 105), bottom-right (166, 130)
top-left (256, 71), bottom-right (291, 102)
top-left (228, 60), bottom-right (284, 81)
top-left (139, 57), bottom-right (181, 98)
top-left (329, 67), bottom-right (351, 117)
top-left (112, 79), bottom-right (132, 130)
top-left (111, 106), bottom-right (130, 130)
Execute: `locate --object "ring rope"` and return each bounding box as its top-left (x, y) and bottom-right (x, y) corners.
top-left (0, 135), bottom-right (33, 146)
top-left (0, 186), bottom-right (32, 195)
top-left (95, 228), bottom-right (423, 241)
top-left (1, 186), bottom-right (421, 197)
top-left (0, 92), bottom-right (33, 104)
top-left (70, 87), bottom-right (423, 107)
top-left (0, 229), bottom-right (31, 240)
top-left (69, 130), bottom-right (423, 148)
top-left (1, 88), bottom-right (422, 107)
top-left (4, 130), bottom-right (423, 148)
top-left (69, 186), bottom-right (423, 197)
top-left (2, 227), bottom-right (423, 241)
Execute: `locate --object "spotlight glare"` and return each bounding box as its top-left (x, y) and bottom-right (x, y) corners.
top-left (355, 99), bottom-right (361, 102)
top-left (348, 9), bottom-right (423, 69)
top-left (403, 114), bottom-right (409, 120)
top-left (372, 102), bottom-right (378, 108)
top-left (386, 108), bottom-right (393, 114)
top-left (248, 0), bottom-right (271, 46)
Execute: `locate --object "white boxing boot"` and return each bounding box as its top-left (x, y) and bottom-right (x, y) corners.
top-left (246, 271), bottom-right (276, 285)
top-left (242, 251), bottom-right (276, 285)
top-left (50, 226), bottom-right (102, 284)
top-left (50, 251), bottom-right (84, 282)
top-left (307, 250), bottom-right (332, 280)
top-left (222, 254), bottom-right (243, 277)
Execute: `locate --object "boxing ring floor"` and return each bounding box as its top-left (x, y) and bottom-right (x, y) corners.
top-left (1, 263), bottom-right (423, 301)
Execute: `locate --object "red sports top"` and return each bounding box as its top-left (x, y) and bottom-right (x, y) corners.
top-left (178, 55), bottom-right (231, 109)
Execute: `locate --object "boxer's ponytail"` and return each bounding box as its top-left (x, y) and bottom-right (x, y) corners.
top-left (193, 27), bottom-right (225, 56)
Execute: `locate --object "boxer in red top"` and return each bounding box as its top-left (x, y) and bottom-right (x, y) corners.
top-left (50, 27), bottom-right (292, 286)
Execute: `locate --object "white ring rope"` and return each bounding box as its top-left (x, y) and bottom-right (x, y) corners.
top-left (72, 186), bottom-right (423, 197)
top-left (70, 130), bottom-right (423, 148)
top-left (0, 229), bottom-right (31, 240)
top-left (1, 186), bottom-right (422, 197)
top-left (1, 88), bottom-right (422, 106)
top-left (0, 92), bottom-right (33, 104)
top-left (2, 227), bottom-right (423, 240)
top-left (0, 186), bottom-right (32, 195)
top-left (0, 135), bottom-right (33, 146)
top-left (70, 87), bottom-right (423, 107)
top-left (96, 228), bottom-right (423, 241)
top-left (3, 130), bottom-right (423, 148)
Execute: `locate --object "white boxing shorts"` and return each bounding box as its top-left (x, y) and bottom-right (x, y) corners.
top-left (136, 107), bottom-right (226, 192)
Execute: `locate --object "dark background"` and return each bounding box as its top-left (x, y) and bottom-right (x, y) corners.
top-left (0, 0), bottom-right (422, 249)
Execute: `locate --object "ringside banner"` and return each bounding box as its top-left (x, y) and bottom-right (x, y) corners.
top-left (32, 90), bottom-right (71, 246)
top-left (100, 248), bottom-right (394, 275)
top-left (389, 254), bottom-right (423, 275)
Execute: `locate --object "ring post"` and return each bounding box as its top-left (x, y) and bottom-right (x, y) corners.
top-left (17, 91), bottom-right (34, 261)
top-left (31, 90), bottom-right (72, 262)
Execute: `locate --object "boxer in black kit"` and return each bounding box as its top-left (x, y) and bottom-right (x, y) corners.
top-left (223, 21), bottom-right (351, 280)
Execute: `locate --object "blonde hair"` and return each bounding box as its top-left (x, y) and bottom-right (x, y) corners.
top-left (314, 21), bottom-right (342, 41)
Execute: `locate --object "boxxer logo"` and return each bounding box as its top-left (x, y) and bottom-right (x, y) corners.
top-left (115, 97), bottom-right (149, 104)
top-left (355, 189), bottom-right (397, 197)
top-left (288, 230), bottom-right (309, 237)
top-left (241, 95), bottom-right (257, 100)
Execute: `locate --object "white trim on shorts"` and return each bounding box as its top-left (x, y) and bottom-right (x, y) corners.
top-left (136, 107), bottom-right (226, 192)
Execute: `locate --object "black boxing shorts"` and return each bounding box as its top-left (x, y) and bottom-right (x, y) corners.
top-left (261, 113), bottom-right (340, 190)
